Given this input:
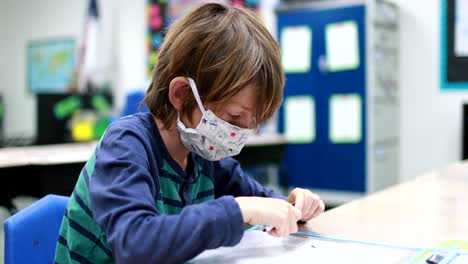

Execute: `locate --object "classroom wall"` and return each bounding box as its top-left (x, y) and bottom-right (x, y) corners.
top-left (0, 0), bottom-right (271, 141)
top-left (0, 1), bottom-right (7, 109)
top-left (0, 0), bottom-right (147, 140)
top-left (1, 0), bottom-right (86, 139)
top-left (390, 0), bottom-right (468, 181)
top-left (113, 0), bottom-right (147, 98)
top-left (2, 0), bottom-right (467, 183)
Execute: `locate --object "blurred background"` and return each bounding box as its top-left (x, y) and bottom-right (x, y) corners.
top-left (1, 0), bottom-right (468, 259)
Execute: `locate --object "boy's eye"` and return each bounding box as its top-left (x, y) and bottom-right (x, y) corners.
top-left (229, 114), bottom-right (241, 119)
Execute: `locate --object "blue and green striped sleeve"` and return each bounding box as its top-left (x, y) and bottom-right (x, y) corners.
top-left (89, 122), bottom-right (244, 264)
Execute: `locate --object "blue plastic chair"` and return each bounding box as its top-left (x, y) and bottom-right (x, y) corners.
top-left (4, 194), bottom-right (69, 264)
top-left (121, 91), bottom-right (148, 117)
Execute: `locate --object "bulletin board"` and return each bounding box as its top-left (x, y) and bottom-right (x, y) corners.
top-left (441, 0), bottom-right (468, 90)
top-left (146, 0), bottom-right (261, 76)
top-left (147, 0), bottom-right (169, 76)
top-left (277, 5), bottom-right (367, 192)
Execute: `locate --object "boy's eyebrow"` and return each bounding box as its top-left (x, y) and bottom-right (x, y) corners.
top-left (228, 101), bottom-right (253, 112)
top-left (241, 105), bottom-right (253, 111)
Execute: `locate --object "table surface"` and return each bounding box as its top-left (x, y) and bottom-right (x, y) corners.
top-left (302, 161), bottom-right (468, 248)
top-left (4, 135), bottom-right (466, 249)
top-left (0, 134), bottom-right (286, 168)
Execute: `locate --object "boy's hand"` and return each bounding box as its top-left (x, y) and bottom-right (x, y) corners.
top-left (235, 197), bottom-right (302, 236)
top-left (287, 188), bottom-right (325, 222)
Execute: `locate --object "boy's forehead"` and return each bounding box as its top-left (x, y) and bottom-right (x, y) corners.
top-left (226, 85), bottom-right (257, 110)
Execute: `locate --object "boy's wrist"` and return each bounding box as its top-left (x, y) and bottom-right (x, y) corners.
top-left (235, 197), bottom-right (252, 224)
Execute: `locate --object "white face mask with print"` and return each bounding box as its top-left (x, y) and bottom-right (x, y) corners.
top-left (176, 77), bottom-right (254, 161)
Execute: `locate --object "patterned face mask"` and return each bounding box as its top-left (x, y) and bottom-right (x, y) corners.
top-left (176, 77), bottom-right (254, 161)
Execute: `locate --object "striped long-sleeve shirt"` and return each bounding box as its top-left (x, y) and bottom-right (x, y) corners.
top-left (54, 112), bottom-right (283, 264)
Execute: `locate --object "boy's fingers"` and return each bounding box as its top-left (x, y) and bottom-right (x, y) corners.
top-left (310, 196), bottom-right (321, 217)
top-left (268, 229), bottom-right (280, 237)
top-left (305, 194), bottom-right (318, 220)
top-left (294, 191), bottom-right (305, 211)
top-left (291, 205), bottom-right (303, 221)
top-left (290, 222), bottom-right (298, 234)
top-left (311, 200), bottom-right (325, 218)
top-left (302, 199), bottom-right (313, 220)
top-left (272, 224), bottom-right (287, 236)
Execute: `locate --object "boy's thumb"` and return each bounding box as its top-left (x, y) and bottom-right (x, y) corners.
top-left (292, 206), bottom-right (302, 221)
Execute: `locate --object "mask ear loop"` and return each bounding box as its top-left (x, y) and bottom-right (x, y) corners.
top-left (187, 77), bottom-right (207, 115)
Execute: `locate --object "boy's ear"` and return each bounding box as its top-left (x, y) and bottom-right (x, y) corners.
top-left (168, 77), bottom-right (190, 111)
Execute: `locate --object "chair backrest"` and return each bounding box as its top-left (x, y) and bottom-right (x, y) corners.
top-left (4, 194), bottom-right (69, 264)
top-left (121, 91), bottom-right (148, 117)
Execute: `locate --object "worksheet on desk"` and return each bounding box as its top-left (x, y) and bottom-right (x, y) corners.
top-left (451, 254), bottom-right (468, 263)
top-left (189, 230), bottom-right (416, 264)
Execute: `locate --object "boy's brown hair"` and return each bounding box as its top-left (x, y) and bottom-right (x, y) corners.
top-left (144, 2), bottom-right (284, 129)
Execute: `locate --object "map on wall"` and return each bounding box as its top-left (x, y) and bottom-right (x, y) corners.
top-left (27, 39), bottom-right (75, 93)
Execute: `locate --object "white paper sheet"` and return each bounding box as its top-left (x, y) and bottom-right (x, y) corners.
top-left (330, 94), bottom-right (362, 143)
top-left (326, 20), bottom-right (360, 71)
top-left (450, 253), bottom-right (468, 263)
top-left (281, 26), bottom-right (312, 73)
top-left (189, 230), bottom-right (416, 264)
top-left (284, 96), bottom-right (315, 143)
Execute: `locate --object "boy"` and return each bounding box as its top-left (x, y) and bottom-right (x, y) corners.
top-left (55, 3), bottom-right (324, 263)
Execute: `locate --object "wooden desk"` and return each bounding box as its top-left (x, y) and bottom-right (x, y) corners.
top-left (0, 134), bottom-right (286, 168)
top-left (0, 134), bottom-right (286, 212)
top-left (0, 142), bottom-right (98, 168)
top-left (303, 162), bottom-right (468, 248)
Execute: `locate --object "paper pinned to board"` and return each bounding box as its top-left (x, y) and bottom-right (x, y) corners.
top-left (189, 230), bottom-right (416, 264)
top-left (325, 20), bottom-right (360, 72)
top-left (284, 96), bottom-right (315, 143)
top-left (280, 26), bottom-right (312, 73)
top-left (329, 94), bottom-right (362, 143)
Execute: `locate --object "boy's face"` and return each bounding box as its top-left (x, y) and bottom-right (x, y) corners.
top-left (185, 84), bottom-right (257, 130)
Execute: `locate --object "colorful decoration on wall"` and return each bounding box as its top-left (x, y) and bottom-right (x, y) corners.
top-left (147, 0), bottom-right (168, 76)
top-left (146, 0), bottom-right (261, 76)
